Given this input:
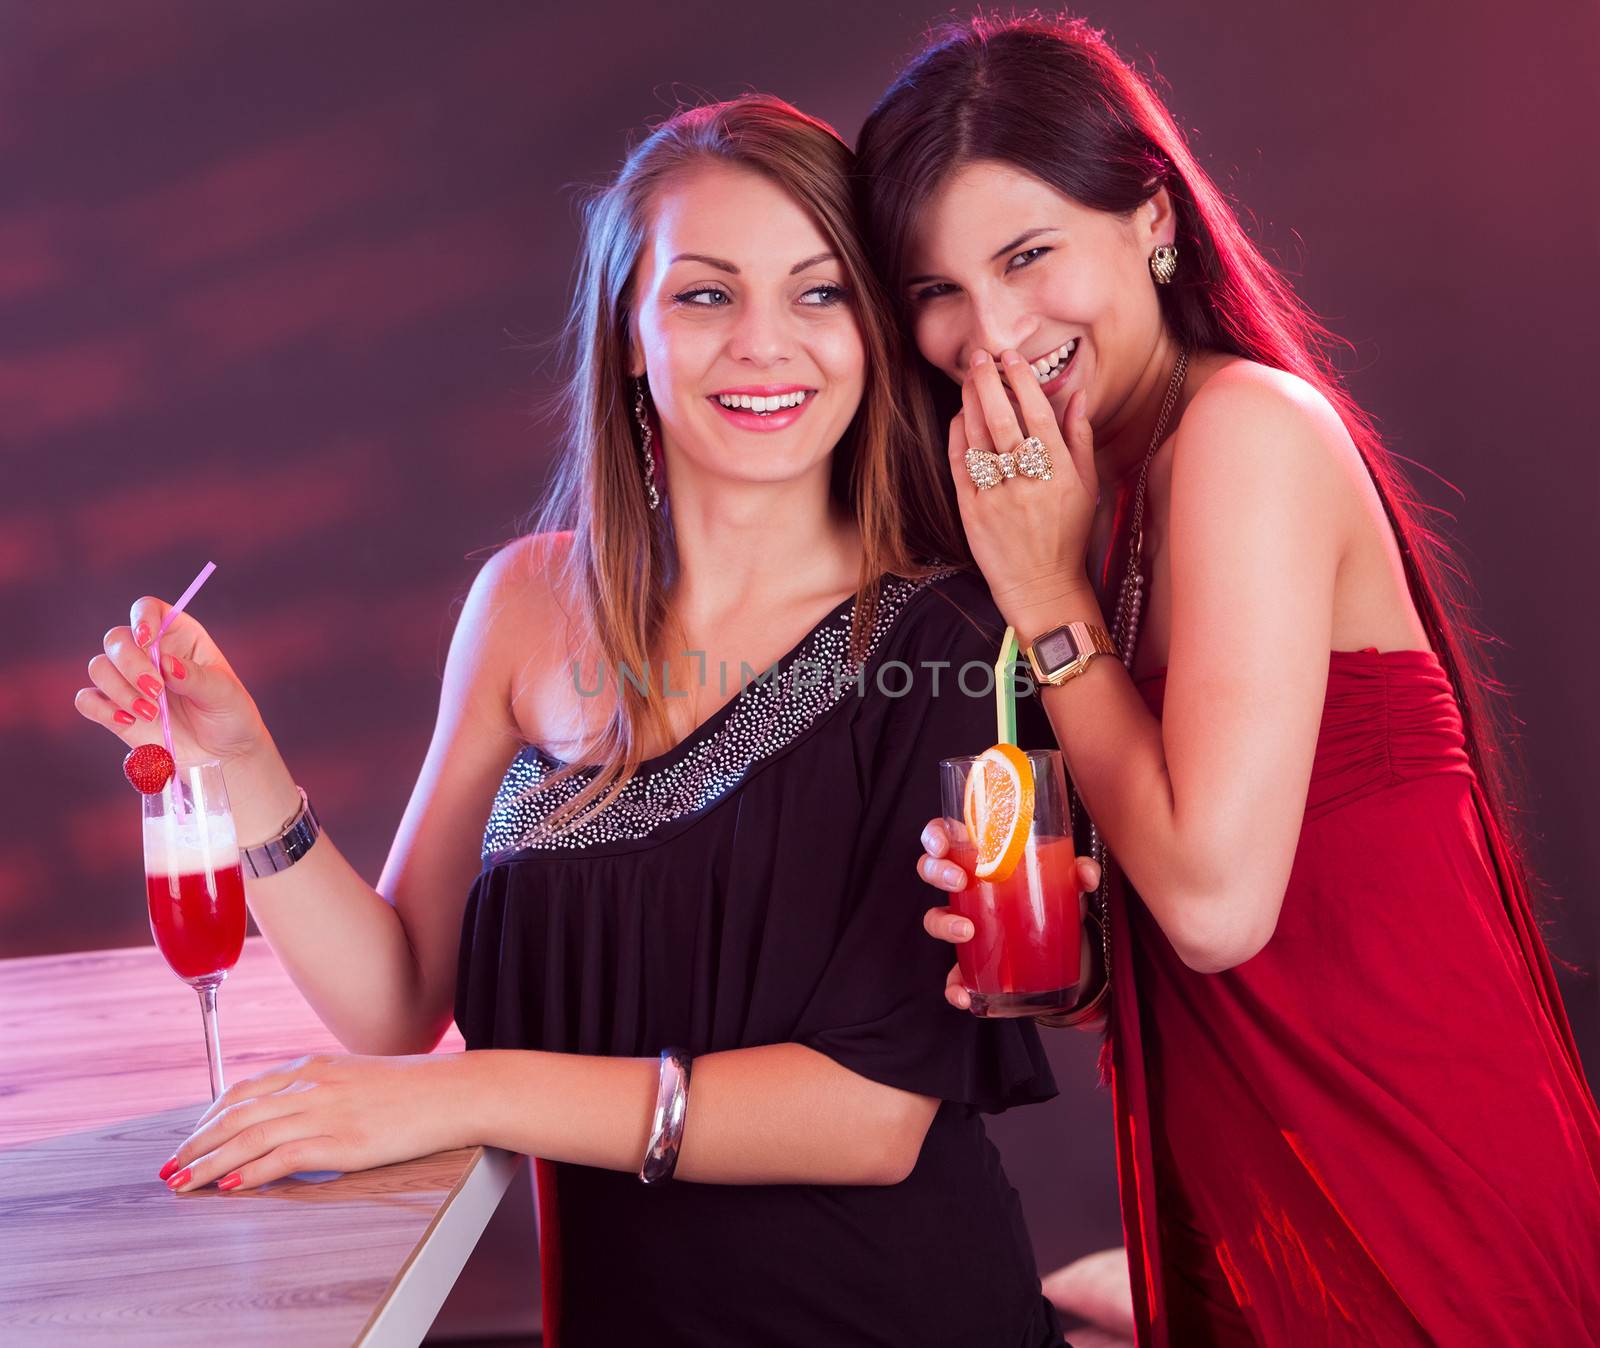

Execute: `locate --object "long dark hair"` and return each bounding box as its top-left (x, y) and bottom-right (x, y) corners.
top-left (855, 13), bottom-right (1537, 904)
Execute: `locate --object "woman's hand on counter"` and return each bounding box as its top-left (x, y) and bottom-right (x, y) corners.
top-left (158, 1051), bottom-right (476, 1193)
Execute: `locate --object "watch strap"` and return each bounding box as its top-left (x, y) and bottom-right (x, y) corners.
top-left (241, 786), bottom-right (320, 877)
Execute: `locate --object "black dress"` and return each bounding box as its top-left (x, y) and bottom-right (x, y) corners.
top-left (456, 566), bottom-right (1064, 1348)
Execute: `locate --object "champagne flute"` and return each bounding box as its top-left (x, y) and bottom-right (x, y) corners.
top-left (142, 759), bottom-right (247, 1100)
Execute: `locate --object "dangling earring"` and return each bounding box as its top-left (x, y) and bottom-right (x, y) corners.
top-left (1149, 243), bottom-right (1178, 286)
top-left (633, 376), bottom-right (661, 511)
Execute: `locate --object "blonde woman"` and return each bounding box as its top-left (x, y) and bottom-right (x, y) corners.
top-left (76, 96), bottom-right (1098, 1347)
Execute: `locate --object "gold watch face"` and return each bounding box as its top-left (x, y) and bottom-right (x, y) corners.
top-left (1034, 626), bottom-right (1083, 678)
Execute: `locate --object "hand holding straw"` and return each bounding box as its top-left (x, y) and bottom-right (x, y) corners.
top-left (147, 561), bottom-right (217, 817)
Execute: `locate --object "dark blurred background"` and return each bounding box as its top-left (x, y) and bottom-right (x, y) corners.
top-left (5, 0), bottom-right (1596, 1298)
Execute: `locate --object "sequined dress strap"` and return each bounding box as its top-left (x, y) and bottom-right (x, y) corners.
top-left (480, 568), bottom-right (957, 858)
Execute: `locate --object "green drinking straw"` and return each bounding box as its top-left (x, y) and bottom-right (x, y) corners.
top-left (993, 626), bottom-right (1019, 747)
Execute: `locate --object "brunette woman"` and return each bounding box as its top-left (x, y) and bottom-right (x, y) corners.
top-left (76, 96), bottom-right (1088, 1347)
top-left (860, 15), bottom-right (1600, 1346)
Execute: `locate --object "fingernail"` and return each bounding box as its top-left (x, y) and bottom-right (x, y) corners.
top-left (137, 674), bottom-right (163, 700)
top-left (134, 623), bottom-right (152, 648)
top-left (166, 1167), bottom-right (192, 1191)
top-left (945, 865), bottom-right (966, 888)
top-left (167, 655), bottom-right (185, 681)
top-left (958, 989), bottom-right (972, 1009)
top-left (134, 698), bottom-right (158, 721)
top-left (217, 1172), bottom-right (242, 1191)
top-left (953, 919), bottom-right (975, 939)
top-left (114, 709), bottom-right (137, 726)
top-left (971, 350), bottom-right (990, 367)
top-left (1001, 349), bottom-right (1023, 365)
top-left (158, 1156), bottom-right (179, 1181)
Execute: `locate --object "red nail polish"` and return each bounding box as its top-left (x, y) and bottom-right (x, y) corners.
top-left (135, 622), bottom-right (152, 647)
top-left (167, 655), bottom-right (186, 680)
top-left (134, 699), bottom-right (158, 721)
top-left (158, 1157), bottom-right (179, 1181)
top-left (137, 674), bottom-right (163, 700)
top-left (217, 1172), bottom-right (242, 1191)
top-left (166, 1167), bottom-right (192, 1190)
top-left (115, 710), bottom-right (137, 726)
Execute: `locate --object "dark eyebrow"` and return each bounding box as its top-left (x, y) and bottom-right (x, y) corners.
top-left (666, 251), bottom-right (838, 276)
top-left (988, 227), bottom-right (1058, 261)
top-left (669, 253), bottom-right (738, 273)
top-left (905, 229), bottom-right (1060, 287)
top-left (788, 251), bottom-right (836, 274)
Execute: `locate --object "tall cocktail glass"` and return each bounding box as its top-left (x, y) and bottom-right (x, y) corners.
top-left (938, 748), bottom-right (1091, 1017)
top-left (142, 759), bottom-right (246, 1099)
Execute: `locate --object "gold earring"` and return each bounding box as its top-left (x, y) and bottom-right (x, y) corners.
top-left (633, 377), bottom-right (661, 512)
top-left (1149, 244), bottom-right (1178, 286)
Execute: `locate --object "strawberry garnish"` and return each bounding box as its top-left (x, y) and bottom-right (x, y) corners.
top-left (123, 743), bottom-right (175, 795)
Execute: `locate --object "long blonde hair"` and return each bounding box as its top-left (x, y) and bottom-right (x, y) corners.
top-left (523, 94), bottom-right (963, 830)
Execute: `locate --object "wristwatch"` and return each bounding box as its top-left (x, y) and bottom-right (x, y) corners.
top-left (1024, 621), bottom-right (1117, 687)
top-left (241, 786), bottom-right (321, 877)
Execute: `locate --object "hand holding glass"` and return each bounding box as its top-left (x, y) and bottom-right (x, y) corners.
top-left (938, 748), bottom-right (1092, 1017)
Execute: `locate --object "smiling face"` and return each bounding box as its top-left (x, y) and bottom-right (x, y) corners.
top-left (628, 162), bottom-right (866, 490)
top-left (903, 159), bottom-right (1173, 427)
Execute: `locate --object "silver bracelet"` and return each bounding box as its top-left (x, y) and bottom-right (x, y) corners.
top-left (240, 786), bottom-right (321, 878)
top-left (638, 1047), bottom-right (692, 1185)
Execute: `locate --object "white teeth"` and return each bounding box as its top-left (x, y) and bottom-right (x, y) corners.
top-left (716, 390), bottom-right (811, 413)
top-left (1032, 339), bottom-right (1078, 383)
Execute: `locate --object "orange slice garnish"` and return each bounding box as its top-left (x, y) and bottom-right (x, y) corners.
top-left (962, 744), bottom-right (1035, 883)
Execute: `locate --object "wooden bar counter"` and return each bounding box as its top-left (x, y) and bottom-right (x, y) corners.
top-left (0, 937), bottom-right (523, 1346)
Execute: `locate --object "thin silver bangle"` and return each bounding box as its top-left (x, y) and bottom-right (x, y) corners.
top-left (638, 1047), bottom-right (692, 1185)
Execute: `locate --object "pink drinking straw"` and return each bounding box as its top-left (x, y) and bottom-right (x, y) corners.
top-left (147, 561), bottom-right (216, 819)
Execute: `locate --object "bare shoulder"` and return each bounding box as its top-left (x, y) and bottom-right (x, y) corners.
top-left (449, 531), bottom-right (584, 736)
top-left (469, 530), bottom-right (578, 626)
top-left (1174, 357), bottom-right (1361, 495)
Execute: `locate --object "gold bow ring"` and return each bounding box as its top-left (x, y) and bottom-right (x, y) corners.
top-left (965, 436), bottom-right (1054, 491)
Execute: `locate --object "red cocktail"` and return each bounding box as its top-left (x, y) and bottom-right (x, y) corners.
top-left (939, 748), bottom-right (1091, 1017)
top-left (142, 759), bottom-right (243, 1099)
top-left (145, 866), bottom-right (247, 981)
top-left (946, 836), bottom-right (1089, 1012)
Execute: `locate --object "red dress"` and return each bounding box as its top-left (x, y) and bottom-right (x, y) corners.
top-left (1110, 648), bottom-right (1600, 1346)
